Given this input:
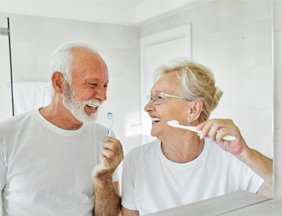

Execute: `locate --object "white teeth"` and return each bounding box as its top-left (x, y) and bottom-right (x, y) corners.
top-left (86, 104), bottom-right (98, 111)
top-left (151, 117), bottom-right (161, 122)
top-left (87, 104), bottom-right (98, 109)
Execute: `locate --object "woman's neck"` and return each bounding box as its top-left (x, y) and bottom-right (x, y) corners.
top-left (160, 133), bottom-right (205, 163)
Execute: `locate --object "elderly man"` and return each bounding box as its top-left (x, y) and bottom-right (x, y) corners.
top-left (0, 42), bottom-right (123, 216)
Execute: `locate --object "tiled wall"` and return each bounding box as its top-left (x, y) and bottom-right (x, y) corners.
top-left (0, 13), bottom-right (141, 154)
top-left (274, 0), bottom-right (282, 199)
top-left (140, 0), bottom-right (273, 158)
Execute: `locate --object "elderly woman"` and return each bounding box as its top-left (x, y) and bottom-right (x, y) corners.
top-left (121, 61), bottom-right (272, 216)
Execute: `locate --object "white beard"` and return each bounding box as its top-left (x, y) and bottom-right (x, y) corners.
top-left (62, 83), bottom-right (102, 123)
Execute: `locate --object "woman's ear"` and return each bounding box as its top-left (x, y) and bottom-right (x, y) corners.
top-left (187, 100), bottom-right (203, 124)
top-left (51, 72), bottom-right (65, 94)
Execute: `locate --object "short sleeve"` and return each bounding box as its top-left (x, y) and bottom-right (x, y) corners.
top-left (121, 156), bottom-right (137, 211)
top-left (228, 152), bottom-right (264, 193)
top-left (240, 162), bottom-right (264, 193)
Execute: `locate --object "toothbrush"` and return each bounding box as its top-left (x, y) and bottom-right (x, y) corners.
top-left (167, 120), bottom-right (236, 141)
top-left (107, 112), bottom-right (114, 136)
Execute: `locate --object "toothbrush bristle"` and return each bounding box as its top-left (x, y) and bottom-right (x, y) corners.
top-left (168, 120), bottom-right (179, 125)
top-left (107, 112), bottom-right (113, 119)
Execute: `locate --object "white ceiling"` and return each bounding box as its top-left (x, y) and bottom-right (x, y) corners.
top-left (0, 0), bottom-right (200, 25)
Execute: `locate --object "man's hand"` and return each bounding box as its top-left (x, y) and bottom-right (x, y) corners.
top-left (92, 137), bottom-right (123, 216)
top-left (196, 119), bottom-right (248, 155)
top-left (92, 137), bottom-right (124, 180)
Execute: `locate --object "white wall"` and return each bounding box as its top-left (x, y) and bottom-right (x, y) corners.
top-left (0, 1), bottom-right (137, 25)
top-left (274, 0), bottom-right (282, 199)
top-left (0, 0), bottom-right (203, 25)
top-left (135, 0), bottom-right (199, 23)
top-left (140, 0), bottom-right (273, 157)
top-left (0, 13), bottom-right (141, 154)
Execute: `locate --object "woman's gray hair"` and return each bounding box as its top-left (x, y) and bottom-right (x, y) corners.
top-left (49, 41), bottom-right (98, 84)
top-left (155, 60), bottom-right (223, 122)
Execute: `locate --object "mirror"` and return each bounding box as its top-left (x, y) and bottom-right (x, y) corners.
top-left (0, 0), bottom-right (273, 157)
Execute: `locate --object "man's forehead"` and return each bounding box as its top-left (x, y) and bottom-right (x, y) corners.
top-left (71, 49), bottom-right (108, 79)
top-left (72, 48), bottom-right (101, 62)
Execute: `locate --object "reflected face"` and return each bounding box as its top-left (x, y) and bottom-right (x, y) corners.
top-left (144, 72), bottom-right (191, 139)
top-left (63, 48), bottom-right (109, 122)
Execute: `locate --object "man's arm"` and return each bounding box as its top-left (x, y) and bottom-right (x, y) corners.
top-left (197, 119), bottom-right (273, 197)
top-left (92, 137), bottom-right (123, 216)
top-left (94, 181), bottom-right (121, 216)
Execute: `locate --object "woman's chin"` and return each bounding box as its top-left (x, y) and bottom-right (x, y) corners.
top-left (151, 129), bottom-right (161, 138)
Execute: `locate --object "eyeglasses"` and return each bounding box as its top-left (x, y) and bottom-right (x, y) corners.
top-left (147, 93), bottom-right (189, 105)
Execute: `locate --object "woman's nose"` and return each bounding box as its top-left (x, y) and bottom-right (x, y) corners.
top-left (144, 100), bottom-right (154, 112)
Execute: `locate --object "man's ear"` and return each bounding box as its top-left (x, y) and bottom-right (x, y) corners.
top-left (51, 72), bottom-right (65, 94)
top-left (187, 100), bottom-right (203, 124)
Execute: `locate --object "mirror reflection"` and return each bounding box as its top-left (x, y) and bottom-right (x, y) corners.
top-left (0, 0), bottom-right (274, 215)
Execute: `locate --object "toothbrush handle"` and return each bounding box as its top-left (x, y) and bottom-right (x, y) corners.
top-left (107, 129), bottom-right (112, 136)
top-left (222, 135), bottom-right (236, 141)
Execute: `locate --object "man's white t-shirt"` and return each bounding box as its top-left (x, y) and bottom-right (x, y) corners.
top-left (122, 139), bottom-right (264, 215)
top-left (0, 110), bottom-right (117, 216)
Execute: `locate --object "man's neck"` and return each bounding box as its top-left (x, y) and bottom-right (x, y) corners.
top-left (39, 103), bottom-right (83, 130)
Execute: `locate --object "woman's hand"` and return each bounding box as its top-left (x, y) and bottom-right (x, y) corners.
top-left (196, 119), bottom-right (248, 155)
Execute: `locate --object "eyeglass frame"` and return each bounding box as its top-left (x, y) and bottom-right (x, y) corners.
top-left (147, 92), bottom-right (190, 105)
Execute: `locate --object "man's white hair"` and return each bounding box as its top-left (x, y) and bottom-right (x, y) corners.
top-left (49, 41), bottom-right (99, 84)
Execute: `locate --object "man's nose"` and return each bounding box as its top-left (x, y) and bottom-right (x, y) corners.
top-left (95, 88), bottom-right (107, 101)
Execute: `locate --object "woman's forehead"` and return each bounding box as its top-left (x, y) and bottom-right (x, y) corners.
top-left (151, 72), bottom-right (182, 93)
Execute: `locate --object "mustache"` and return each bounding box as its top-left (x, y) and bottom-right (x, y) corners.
top-left (85, 99), bottom-right (102, 108)
top-left (64, 83), bottom-right (103, 108)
